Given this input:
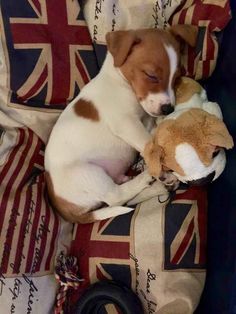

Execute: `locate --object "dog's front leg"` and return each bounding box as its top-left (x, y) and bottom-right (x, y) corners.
top-left (127, 180), bottom-right (169, 206)
top-left (109, 116), bottom-right (151, 154)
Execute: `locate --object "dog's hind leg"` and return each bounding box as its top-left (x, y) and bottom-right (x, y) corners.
top-left (103, 170), bottom-right (154, 206)
top-left (54, 164), bottom-right (153, 222)
top-left (55, 163), bottom-right (153, 206)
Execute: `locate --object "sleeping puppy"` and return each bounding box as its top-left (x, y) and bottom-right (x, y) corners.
top-left (45, 26), bottom-right (198, 223)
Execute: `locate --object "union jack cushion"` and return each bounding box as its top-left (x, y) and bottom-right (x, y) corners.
top-left (0, 0), bottom-right (100, 142)
top-left (0, 112), bottom-right (73, 313)
top-left (83, 0), bottom-right (231, 79)
top-left (169, 0), bottom-right (232, 80)
top-left (69, 186), bottom-right (207, 313)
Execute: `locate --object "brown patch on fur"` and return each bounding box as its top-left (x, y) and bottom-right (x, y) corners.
top-left (175, 77), bottom-right (202, 104)
top-left (74, 99), bottom-right (99, 121)
top-left (119, 29), bottom-right (180, 101)
top-left (45, 172), bottom-right (97, 224)
top-left (106, 26), bottom-right (198, 104)
top-left (144, 109), bottom-right (234, 177)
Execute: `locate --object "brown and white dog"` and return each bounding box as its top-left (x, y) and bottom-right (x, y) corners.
top-left (45, 25), bottom-right (198, 223)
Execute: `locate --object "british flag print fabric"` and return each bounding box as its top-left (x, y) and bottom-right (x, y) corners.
top-left (0, 126), bottom-right (60, 277)
top-left (1, 0), bottom-right (99, 110)
top-left (164, 188), bottom-right (207, 270)
top-left (69, 186), bottom-right (207, 313)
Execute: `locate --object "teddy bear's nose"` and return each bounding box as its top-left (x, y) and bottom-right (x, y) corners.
top-left (187, 171), bottom-right (215, 186)
top-left (161, 104), bottom-right (174, 115)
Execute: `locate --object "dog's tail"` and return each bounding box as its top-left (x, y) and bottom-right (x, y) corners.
top-left (75, 206), bottom-right (135, 224)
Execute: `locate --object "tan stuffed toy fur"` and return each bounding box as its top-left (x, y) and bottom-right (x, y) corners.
top-left (144, 77), bottom-right (234, 185)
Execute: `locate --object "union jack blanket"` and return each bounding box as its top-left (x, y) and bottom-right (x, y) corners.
top-left (0, 0), bottom-right (231, 313)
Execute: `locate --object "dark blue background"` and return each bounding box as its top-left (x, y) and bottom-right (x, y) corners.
top-left (196, 1), bottom-right (236, 313)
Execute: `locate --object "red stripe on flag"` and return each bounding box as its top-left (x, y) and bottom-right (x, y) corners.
top-left (19, 66), bottom-right (48, 101)
top-left (187, 48), bottom-right (196, 78)
top-left (98, 220), bottom-right (108, 232)
top-left (0, 129), bottom-right (27, 238)
top-left (12, 136), bottom-right (43, 274)
top-left (169, 0), bottom-right (188, 24)
top-left (96, 266), bottom-right (108, 281)
top-left (171, 218), bottom-right (194, 264)
top-left (32, 0), bottom-right (42, 15)
top-left (178, 7), bottom-right (188, 24)
top-left (76, 54), bottom-right (90, 85)
top-left (206, 34), bottom-right (214, 63)
top-left (0, 129), bottom-right (25, 185)
top-left (174, 186), bottom-right (206, 201)
top-left (0, 130), bottom-right (34, 273)
top-left (45, 201), bottom-right (60, 271)
top-left (36, 150), bottom-right (44, 167)
top-left (87, 241), bottom-right (130, 259)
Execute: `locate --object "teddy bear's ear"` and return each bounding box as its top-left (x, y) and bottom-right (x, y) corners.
top-left (205, 114), bottom-right (234, 150)
top-left (144, 141), bottom-right (164, 178)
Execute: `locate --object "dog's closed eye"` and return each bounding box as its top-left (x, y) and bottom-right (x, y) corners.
top-left (143, 71), bottom-right (160, 83)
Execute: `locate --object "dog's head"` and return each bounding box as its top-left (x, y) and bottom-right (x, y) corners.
top-left (106, 25), bottom-right (198, 116)
top-left (144, 109), bottom-right (234, 185)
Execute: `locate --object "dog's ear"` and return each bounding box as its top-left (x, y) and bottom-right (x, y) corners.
top-left (144, 140), bottom-right (164, 178)
top-left (106, 30), bottom-right (140, 67)
top-left (205, 114), bottom-right (234, 150)
top-left (169, 24), bottom-right (198, 47)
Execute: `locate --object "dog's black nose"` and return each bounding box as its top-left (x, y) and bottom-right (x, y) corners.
top-left (161, 104), bottom-right (174, 115)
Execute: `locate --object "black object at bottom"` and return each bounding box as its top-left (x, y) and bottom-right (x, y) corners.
top-left (74, 281), bottom-right (144, 314)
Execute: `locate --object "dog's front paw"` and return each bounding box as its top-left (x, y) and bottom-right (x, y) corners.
top-left (159, 171), bottom-right (180, 191)
top-left (127, 180), bottom-right (168, 206)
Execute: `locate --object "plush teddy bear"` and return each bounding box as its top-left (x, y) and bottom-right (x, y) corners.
top-left (144, 77), bottom-right (234, 186)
